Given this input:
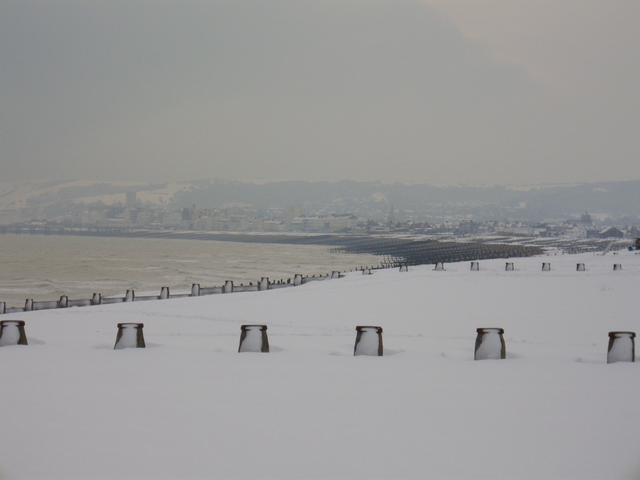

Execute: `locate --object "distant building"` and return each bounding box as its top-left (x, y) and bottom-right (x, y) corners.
top-left (388, 205), bottom-right (396, 224)
top-left (289, 216), bottom-right (327, 233)
top-left (579, 211), bottom-right (593, 225)
top-left (627, 226), bottom-right (640, 239)
top-left (285, 205), bottom-right (305, 231)
top-left (161, 212), bottom-right (183, 227)
top-left (599, 227), bottom-right (624, 238)
top-left (136, 210), bottom-right (153, 226)
top-left (126, 191), bottom-right (137, 208)
top-left (262, 220), bottom-right (284, 232)
top-left (455, 220), bottom-right (480, 235)
top-left (328, 214), bottom-right (357, 232)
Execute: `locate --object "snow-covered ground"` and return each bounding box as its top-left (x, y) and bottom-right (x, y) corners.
top-left (1, 250), bottom-right (639, 479)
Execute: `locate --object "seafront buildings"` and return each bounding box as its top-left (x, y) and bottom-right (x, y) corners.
top-left (2, 201), bottom-right (638, 242)
top-left (1, 188), bottom-right (638, 240)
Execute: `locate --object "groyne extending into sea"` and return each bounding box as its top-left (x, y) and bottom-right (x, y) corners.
top-left (0, 227), bottom-right (545, 313)
top-left (1, 226), bottom-right (543, 267)
top-left (0, 270), bottom-right (351, 315)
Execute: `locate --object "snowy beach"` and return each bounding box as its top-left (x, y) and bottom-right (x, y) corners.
top-left (1, 250), bottom-right (639, 479)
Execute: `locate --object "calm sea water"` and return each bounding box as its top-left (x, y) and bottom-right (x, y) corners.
top-left (0, 234), bottom-right (382, 308)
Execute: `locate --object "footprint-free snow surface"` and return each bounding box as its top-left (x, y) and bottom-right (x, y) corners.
top-left (1, 251), bottom-right (639, 479)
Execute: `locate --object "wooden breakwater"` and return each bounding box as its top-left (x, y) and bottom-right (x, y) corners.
top-left (0, 271), bottom-right (362, 315)
top-left (0, 226), bottom-right (542, 262)
top-left (331, 239), bottom-right (543, 266)
top-left (0, 229), bottom-right (545, 314)
top-left (0, 226), bottom-right (392, 245)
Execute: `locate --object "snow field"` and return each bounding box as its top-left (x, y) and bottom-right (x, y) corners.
top-left (1, 250), bottom-right (639, 479)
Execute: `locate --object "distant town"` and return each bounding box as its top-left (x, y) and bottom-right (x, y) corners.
top-left (1, 179), bottom-right (639, 244)
top-left (1, 190), bottom-right (637, 242)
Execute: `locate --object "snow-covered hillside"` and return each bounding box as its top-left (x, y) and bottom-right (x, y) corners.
top-left (1, 250), bottom-right (639, 479)
top-left (0, 180), bottom-right (188, 210)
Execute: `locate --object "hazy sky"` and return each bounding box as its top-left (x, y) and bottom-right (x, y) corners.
top-left (1, 0), bottom-right (639, 186)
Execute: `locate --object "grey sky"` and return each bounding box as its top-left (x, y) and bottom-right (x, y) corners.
top-left (1, 1), bottom-right (638, 186)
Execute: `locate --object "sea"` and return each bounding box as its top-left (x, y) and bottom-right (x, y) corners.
top-left (0, 234), bottom-right (383, 308)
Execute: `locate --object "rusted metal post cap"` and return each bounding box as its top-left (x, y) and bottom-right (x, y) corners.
top-left (238, 325), bottom-right (269, 353)
top-left (0, 320), bottom-right (28, 346)
top-left (607, 331), bottom-right (635, 363)
top-left (474, 328), bottom-right (506, 360)
top-left (114, 323), bottom-right (145, 349)
top-left (354, 326), bottom-right (383, 356)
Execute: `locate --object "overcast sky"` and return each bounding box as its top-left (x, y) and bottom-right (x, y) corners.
top-left (1, 0), bottom-right (638, 186)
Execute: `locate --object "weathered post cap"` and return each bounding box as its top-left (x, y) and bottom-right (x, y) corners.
top-left (476, 327), bottom-right (505, 334)
top-left (356, 325), bottom-right (383, 332)
top-left (608, 331), bottom-right (635, 338)
top-left (241, 324), bottom-right (267, 331)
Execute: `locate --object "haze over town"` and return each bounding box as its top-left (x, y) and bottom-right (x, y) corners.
top-left (2, 179), bottom-right (639, 248)
top-left (2, 1), bottom-right (639, 186)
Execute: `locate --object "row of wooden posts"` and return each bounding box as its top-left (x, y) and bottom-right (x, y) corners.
top-left (0, 320), bottom-right (635, 364)
top-left (0, 260), bottom-right (628, 316)
top-left (0, 271), bottom-right (347, 315)
top-left (398, 261), bottom-right (625, 272)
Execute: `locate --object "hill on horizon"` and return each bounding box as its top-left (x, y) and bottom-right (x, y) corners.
top-left (1, 178), bottom-right (639, 223)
